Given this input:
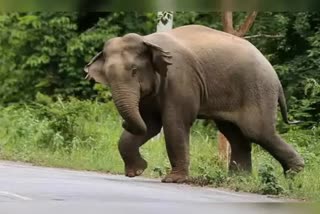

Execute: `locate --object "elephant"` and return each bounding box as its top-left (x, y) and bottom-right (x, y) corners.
top-left (84, 24), bottom-right (304, 183)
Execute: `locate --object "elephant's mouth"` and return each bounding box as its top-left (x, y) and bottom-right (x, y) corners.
top-left (84, 65), bottom-right (91, 80)
top-left (139, 76), bottom-right (160, 99)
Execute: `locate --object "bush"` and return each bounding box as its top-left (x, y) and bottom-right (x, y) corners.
top-left (258, 163), bottom-right (285, 195)
top-left (0, 96), bottom-right (121, 153)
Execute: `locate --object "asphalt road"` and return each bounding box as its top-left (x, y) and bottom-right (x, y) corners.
top-left (0, 161), bottom-right (307, 214)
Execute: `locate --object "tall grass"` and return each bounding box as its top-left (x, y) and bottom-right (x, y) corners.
top-left (0, 96), bottom-right (319, 201)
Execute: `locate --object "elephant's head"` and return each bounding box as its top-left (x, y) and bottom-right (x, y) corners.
top-left (84, 34), bottom-right (172, 135)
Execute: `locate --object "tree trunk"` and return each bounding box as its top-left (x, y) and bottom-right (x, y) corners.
top-left (222, 11), bottom-right (235, 34)
top-left (235, 12), bottom-right (258, 37)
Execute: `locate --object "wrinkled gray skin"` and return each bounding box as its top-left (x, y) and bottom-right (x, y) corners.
top-left (84, 25), bottom-right (304, 183)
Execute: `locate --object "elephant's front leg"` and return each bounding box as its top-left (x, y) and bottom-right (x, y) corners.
top-left (118, 118), bottom-right (161, 177)
top-left (161, 117), bottom-right (192, 183)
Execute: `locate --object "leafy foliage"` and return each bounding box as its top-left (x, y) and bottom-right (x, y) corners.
top-left (258, 163), bottom-right (285, 195)
top-left (0, 12), bottom-right (156, 104)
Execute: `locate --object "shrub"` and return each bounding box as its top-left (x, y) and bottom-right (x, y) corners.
top-left (258, 163), bottom-right (285, 195)
top-left (0, 95), bottom-right (121, 153)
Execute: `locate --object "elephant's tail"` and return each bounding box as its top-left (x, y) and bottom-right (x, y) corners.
top-left (278, 86), bottom-right (301, 125)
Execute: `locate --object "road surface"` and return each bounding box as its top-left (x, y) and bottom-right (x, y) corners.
top-left (0, 161), bottom-right (306, 214)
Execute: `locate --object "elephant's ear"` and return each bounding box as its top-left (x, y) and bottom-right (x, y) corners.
top-left (84, 51), bottom-right (103, 80)
top-left (143, 41), bottom-right (172, 77)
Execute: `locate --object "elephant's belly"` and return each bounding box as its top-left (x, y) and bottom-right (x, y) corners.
top-left (197, 109), bottom-right (239, 122)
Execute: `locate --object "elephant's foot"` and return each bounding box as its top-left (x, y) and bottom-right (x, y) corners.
top-left (125, 157), bottom-right (148, 178)
top-left (228, 159), bottom-right (252, 174)
top-left (283, 156), bottom-right (305, 176)
top-left (161, 171), bottom-right (188, 184)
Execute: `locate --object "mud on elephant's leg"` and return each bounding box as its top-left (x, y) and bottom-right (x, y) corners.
top-left (118, 118), bottom-right (162, 177)
top-left (215, 121), bottom-right (252, 173)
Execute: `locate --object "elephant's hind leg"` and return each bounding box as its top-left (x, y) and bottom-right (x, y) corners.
top-left (215, 120), bottom-right (252, 173)
top-left (118, 116), bottom-right (162, 177)
top-left (237, 112), bottom-right (304, 174)
top-left (251, 131), bottom-right (304, 174)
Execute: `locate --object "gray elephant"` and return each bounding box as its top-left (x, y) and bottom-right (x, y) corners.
top-left (84, 25), bottom-right (304, 183)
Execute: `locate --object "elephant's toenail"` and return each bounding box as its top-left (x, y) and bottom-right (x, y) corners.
top-left (162, 178), bottom-right (173, 183)
top-left (176, 178), bottom-right (187, 184)
top-left (127, 172), bottom-right (135, 177)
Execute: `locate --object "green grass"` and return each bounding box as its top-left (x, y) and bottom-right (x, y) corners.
top-left (0, 97), bottom-right (319, 201)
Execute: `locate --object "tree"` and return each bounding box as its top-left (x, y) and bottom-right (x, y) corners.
top-left (156, 12), bottom-right (174, 32)
top-left (222, 11), bottom-right (258, 36)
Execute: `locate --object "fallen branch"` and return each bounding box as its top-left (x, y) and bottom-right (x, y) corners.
top-left (244, 34), bottom-right (284, 39)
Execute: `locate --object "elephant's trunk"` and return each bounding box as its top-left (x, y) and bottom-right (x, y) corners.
top-left (111, 84), bottom-right (147, 135)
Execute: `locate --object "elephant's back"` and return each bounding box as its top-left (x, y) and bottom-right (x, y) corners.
top-left (164, 25), bottom-right (279, 82)
top-left (153, 25), bottom-right (273, 72)
top-left (145, 24), bottom-right (281, 97)
top-left (168, 25), bottom-right (253, 52)
top-left (160, 25), bottom-right (282, 116)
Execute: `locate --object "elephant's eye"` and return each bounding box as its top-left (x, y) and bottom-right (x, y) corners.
top-left (131, 65), bottom-right (138, 77)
